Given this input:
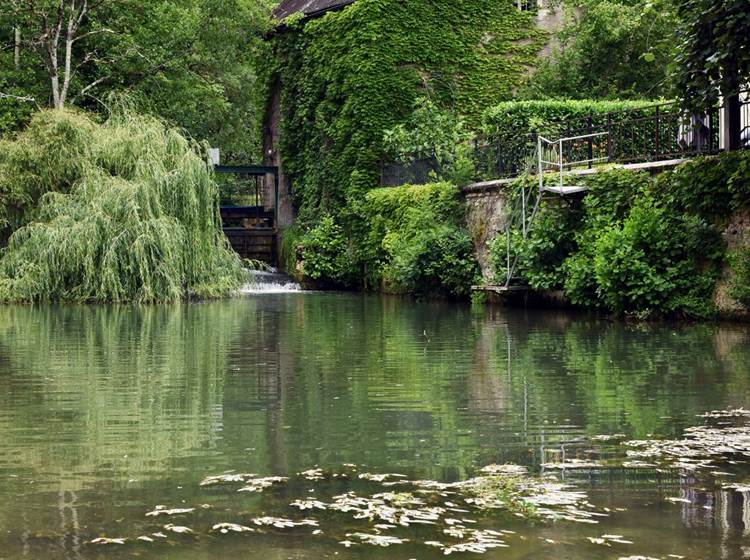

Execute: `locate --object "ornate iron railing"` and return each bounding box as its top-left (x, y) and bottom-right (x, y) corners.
top-left (381, 93), bottom-right (750, 187)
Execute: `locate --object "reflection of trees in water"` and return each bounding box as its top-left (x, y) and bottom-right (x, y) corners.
top-left (252, 295), bottom-right (487, 479)
top-left (2, 298), bottom-right (750, 557)
top-left (0, 303), bottom-right (248, 485)
top-left (496, 312), bottom-right (750, 439)
top-left (0, 303), bottom-right (252, 557)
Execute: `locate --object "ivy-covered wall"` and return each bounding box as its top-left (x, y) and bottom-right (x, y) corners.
top-left (266, 0), bottom-right (545, 286)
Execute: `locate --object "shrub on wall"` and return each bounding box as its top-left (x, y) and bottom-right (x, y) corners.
top-left (299, 215), bottom-right (357, 286)
top-left (593, 197), bottom-right (719, 316)
top-left (729, 248), bottom-right (750, 308)
top-left (360, 182), bottom-right (477, 298)
top-left (491, 152), bottom-right (750, 317)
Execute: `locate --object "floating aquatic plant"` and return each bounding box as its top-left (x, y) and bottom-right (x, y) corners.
top-left (88, 537), bottom-right (127, 545)
top-left (200, 473), bottom-right (257, 486)
top-left (88, 464), bottom-right (605, 554)
top-left (145, 506), bottom-right (195, 517)
top-left (238, 476), bottom-right (289, 493)
top-left (164, 524), bottom-right (193, 534)
top-left (251, 517), bottom-right (318, 529)
top-left (212, 523), bottom-right (255, 534)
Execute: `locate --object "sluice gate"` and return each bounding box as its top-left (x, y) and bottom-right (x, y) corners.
top-left (215, 165), bottom-right (279, 267)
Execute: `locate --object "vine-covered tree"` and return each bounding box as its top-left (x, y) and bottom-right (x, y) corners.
top-left (673, 0), bottom-right (750, 149)
top-left (674, 0), bottom-right (750, 109)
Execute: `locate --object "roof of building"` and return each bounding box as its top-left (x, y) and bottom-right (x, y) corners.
top-left (273, 0), bottom-right (356, 20)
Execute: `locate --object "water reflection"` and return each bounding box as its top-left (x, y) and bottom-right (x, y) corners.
top-left (0, 295), bottom-right (749, 558)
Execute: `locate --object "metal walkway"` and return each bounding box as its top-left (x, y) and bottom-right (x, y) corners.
top-left (474, 132), bottom-right (608, 293)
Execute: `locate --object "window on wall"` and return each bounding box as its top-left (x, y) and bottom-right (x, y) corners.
top-left (516, 0), bottom-right (538, 11)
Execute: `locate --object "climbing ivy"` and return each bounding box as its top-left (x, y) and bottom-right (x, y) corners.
top-left (266, 0), bottom-right (545, 287)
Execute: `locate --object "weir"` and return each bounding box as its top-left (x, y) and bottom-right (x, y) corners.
top-left (215, 165), bottom-right (280, 266)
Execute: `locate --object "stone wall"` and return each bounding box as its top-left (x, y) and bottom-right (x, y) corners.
top-left (463, 182), bottom-right (511, 281)
top-left (715, 211), bottom-right (750, 319)
top-left (263, 79), bottom-right (294, 229)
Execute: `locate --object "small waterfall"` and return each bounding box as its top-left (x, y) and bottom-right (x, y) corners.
top-left (241, 269), bottom-right (302, 294)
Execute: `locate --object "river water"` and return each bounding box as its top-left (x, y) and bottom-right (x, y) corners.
top-left (1, 293), bottom-right (749, 559)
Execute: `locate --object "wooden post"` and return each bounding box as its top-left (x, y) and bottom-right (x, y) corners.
top-left (725, 93), bottom-right (742, 151)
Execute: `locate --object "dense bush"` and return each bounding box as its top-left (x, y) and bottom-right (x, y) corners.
top-left (0, 109), bottom-right (244, 303)
top-left (593, 197), bottom-right (719, 316)
top-left (521, 0), bottom-right (678, 100)
top-left (299, 215), bottom-right (357, 287)
top-left (563, 169), bottom-right (650, 307)
top-left (491, 152), bottom-right (750, 317)
top-left (360, 183), bottom-right (477, 298)
top-left (491, 196), bottom-right (582, 291)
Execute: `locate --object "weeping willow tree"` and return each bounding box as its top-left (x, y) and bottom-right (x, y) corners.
top-left (0, 109), bottom-right (244, 302)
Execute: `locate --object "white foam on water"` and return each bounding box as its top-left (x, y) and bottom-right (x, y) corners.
top-left (241, 269), bottom-right (302, 294)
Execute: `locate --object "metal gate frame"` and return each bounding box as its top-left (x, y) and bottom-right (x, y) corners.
top-left (214, 165), bottom-right (280, 228)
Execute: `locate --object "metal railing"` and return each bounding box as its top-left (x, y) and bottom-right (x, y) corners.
top-left (538, 132), bottom-right (609, 192)
top-left (472, 100), bottom-right (727, 182)
top-left (381, 92), bottom-right (750, 187)
top-left (499, 131), bottom-right (608, 290)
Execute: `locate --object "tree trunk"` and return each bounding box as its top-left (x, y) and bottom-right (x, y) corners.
top-left (14, 27), bottom-right (21, 70)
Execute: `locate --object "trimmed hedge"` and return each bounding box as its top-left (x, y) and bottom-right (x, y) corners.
top-left (474, 99), bottom-right (661, 180)
top-left (481, 99), bottom-right (659, 139)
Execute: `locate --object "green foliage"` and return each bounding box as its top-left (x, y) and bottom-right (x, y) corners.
top-left (478, 99), bottom-right (658, 178)
top-left (0, 110), bottom-right (97, 234)
top-left (269, 0), bottom-right (545, 228)
top-left (1, 0), bottom-right (272, 158)
top-left (593, 197), bottom-right (719, 317)
top-left (493, 198), bottom-right (581, 290)
top-left (0, 109), bottom-right (244, 303)
top-left (563, 169), bottom-right (651, 307)
top-left (361, 183), bottom-right (478, 298)
top-left (482, 99), bottom-right (656, 140)
top-left (383, 98), bottom-right (475, 186)
top-left (729, 248), bottom-right (750, 308)
top-left (280, 226), bottom-right (304, 278)
top-left (299, 215), bottom-right (356, 286)
top-left (491, 153), bottom-right (750, 317)
top-left (657, 152), bottom-right (750, 220)
top-left (523, 0), bottom-right (678, 100)
top-left (673, 0), bottom-right (750, 113)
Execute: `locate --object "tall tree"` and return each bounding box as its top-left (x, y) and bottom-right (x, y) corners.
top-left (674, 0), bottom-right (750, 111)
top-left (1, 0), bottom-right (273, 157)
top-left (523, 0), bottom-right (678, 100)
top-left (5, 0), bottom-right (114, 109)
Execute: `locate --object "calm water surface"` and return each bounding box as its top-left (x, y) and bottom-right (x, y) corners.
top-left (1, 294), bottom-right (750, 559)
